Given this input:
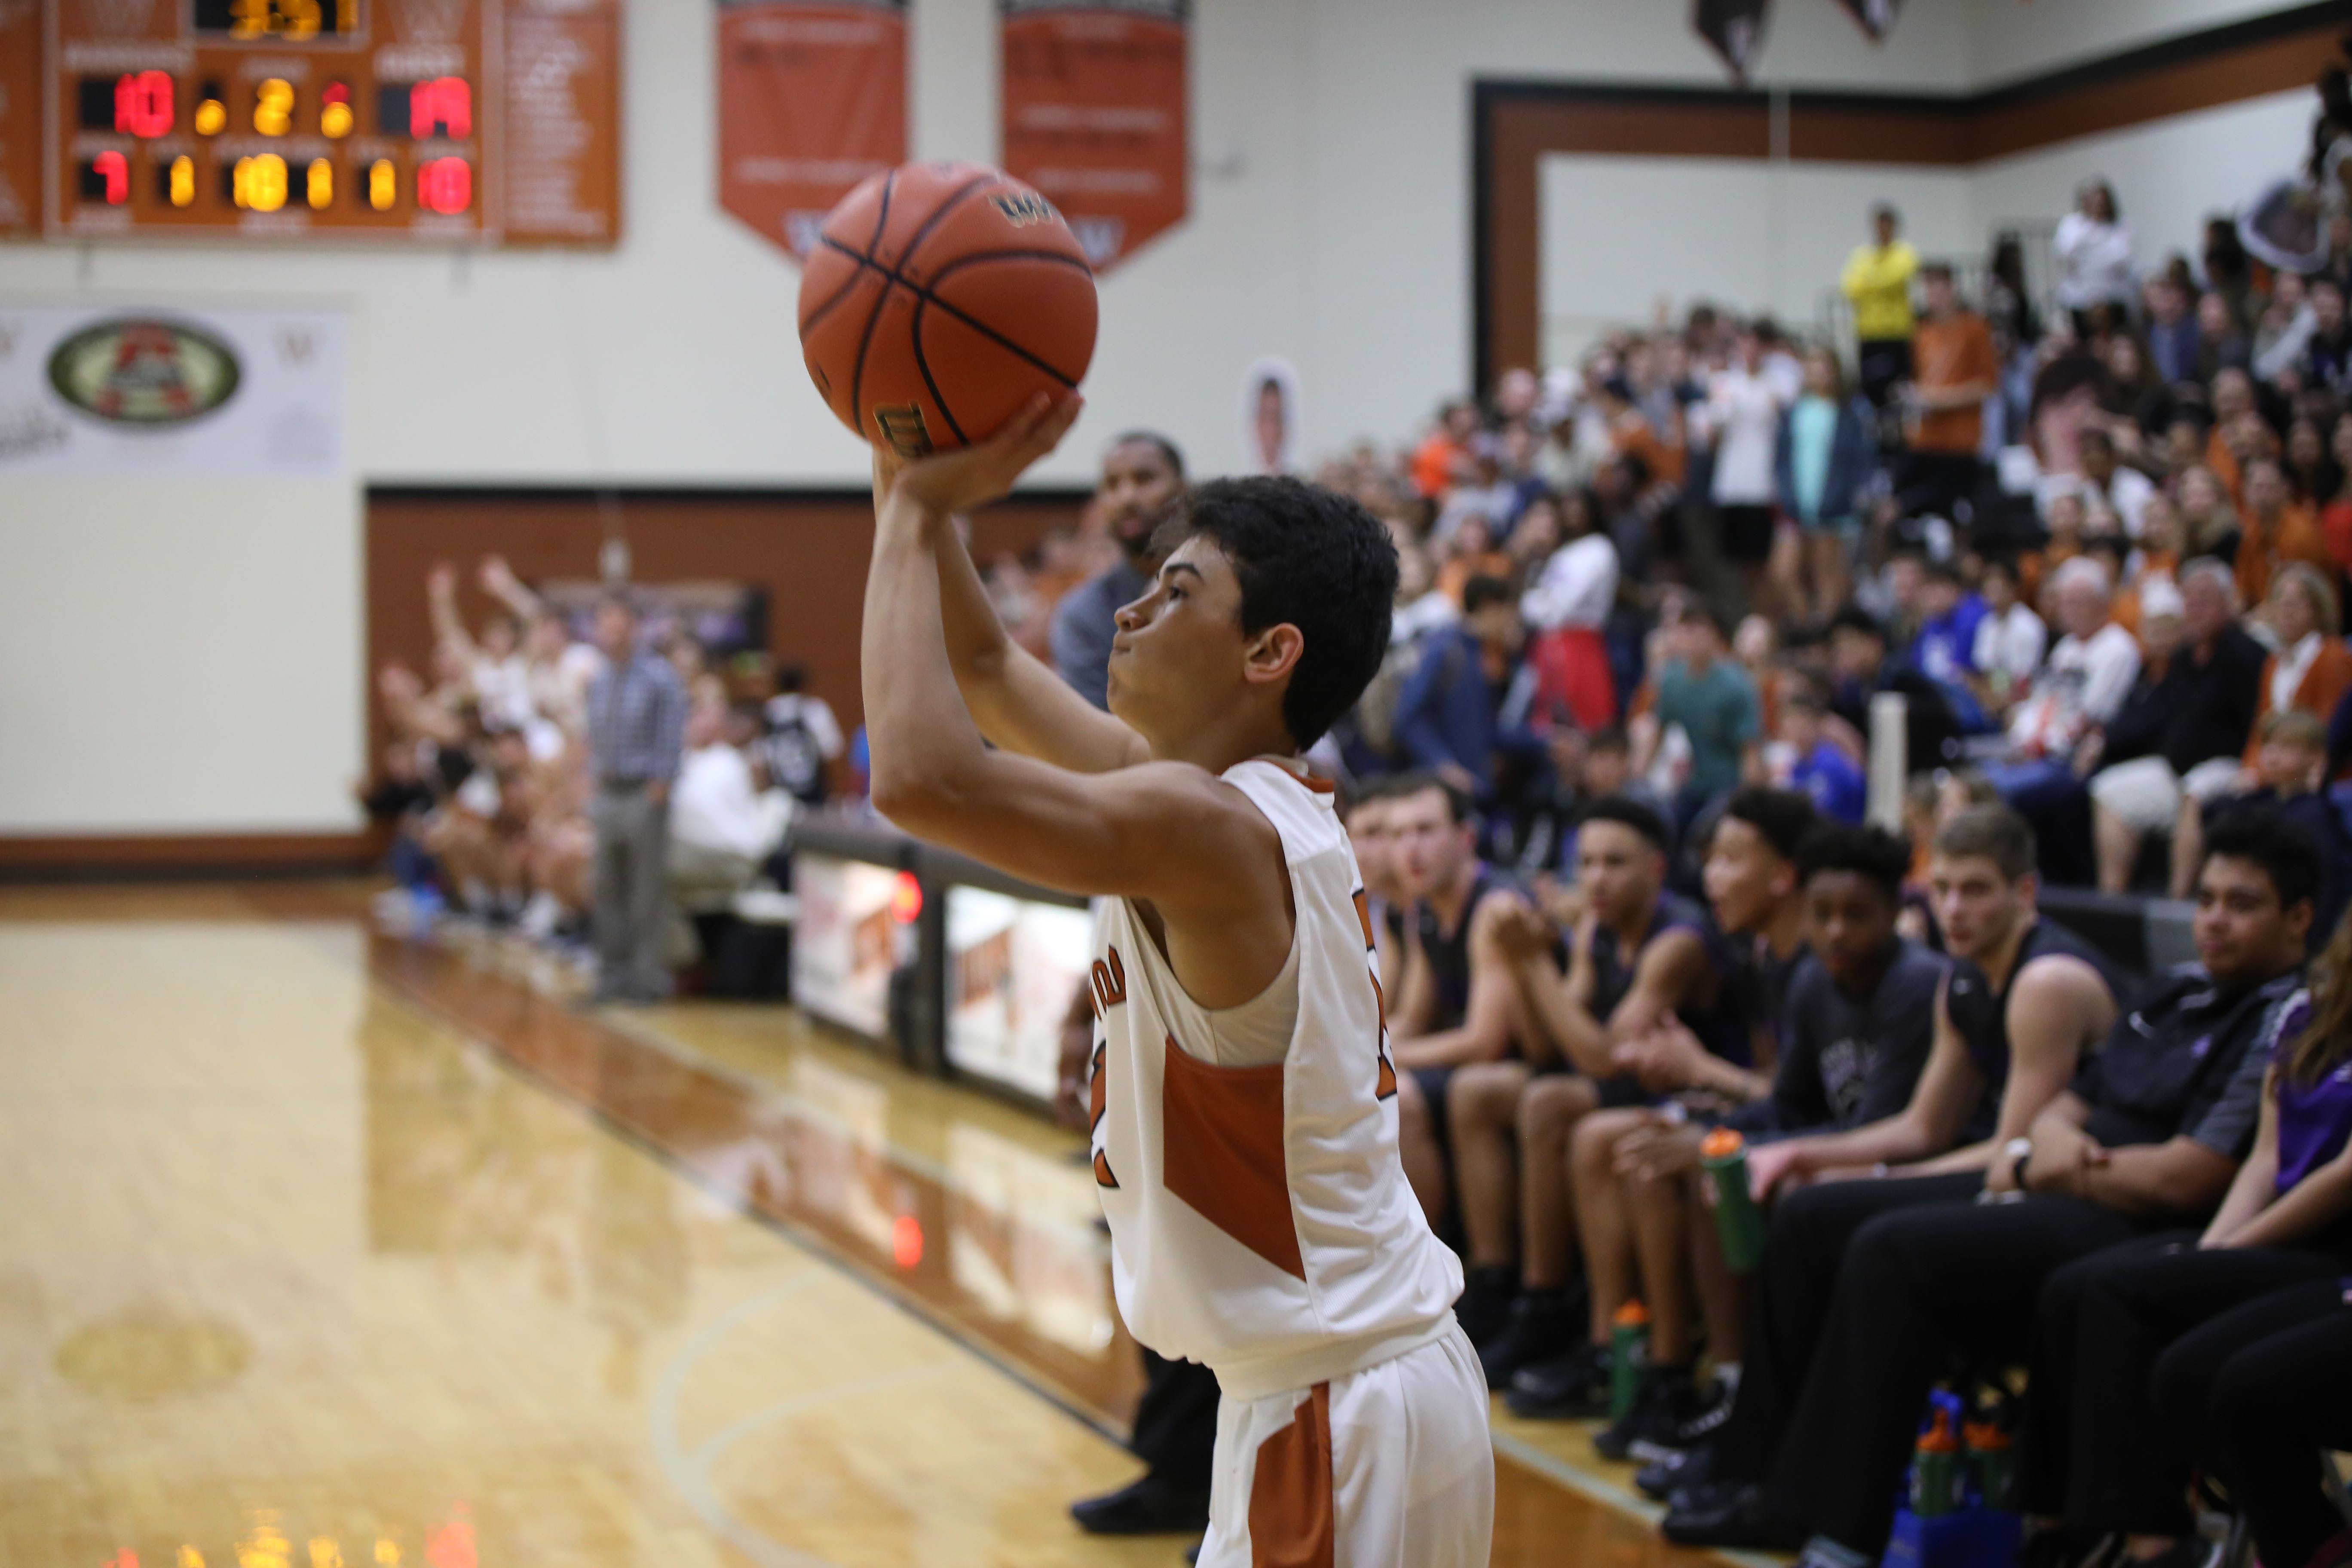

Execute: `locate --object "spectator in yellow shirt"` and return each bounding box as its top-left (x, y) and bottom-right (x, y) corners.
top-left (1842, 203), bottom-right (1920, 413)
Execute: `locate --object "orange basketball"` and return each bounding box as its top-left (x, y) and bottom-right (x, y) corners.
top-left (798, 161), bottom-right (1099, 458)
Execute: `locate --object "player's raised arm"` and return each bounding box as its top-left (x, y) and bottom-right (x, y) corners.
top-left (861, 395), bottom-right (1281, 914)
top-left (881, 441), bottom-right (1149, 776)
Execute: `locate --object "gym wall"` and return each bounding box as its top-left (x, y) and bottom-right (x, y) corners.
top-left (0, 0), bottom-right (2337, 862)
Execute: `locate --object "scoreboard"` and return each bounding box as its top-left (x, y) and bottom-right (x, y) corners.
top-left (0, 0), bottom-right (621, 244)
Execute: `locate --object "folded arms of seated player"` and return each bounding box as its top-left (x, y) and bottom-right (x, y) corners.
top-left (861, 396), bottom-right (1293, 1008)
top-left (2012, 1090), bottom-right (2239, 1219)
top-left (1388, 888), bottom-right (1526, 1072)
top-left (1749, 958), bottom-right (2115, 1198)
top-left (2201, 1066), bottom-right (2352, 1249)
top-left (1488, 891), bottom-right (1717, 1081)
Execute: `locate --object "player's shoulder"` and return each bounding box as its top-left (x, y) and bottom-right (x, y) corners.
top-left (1217, 758), bottom-right (1348, 865)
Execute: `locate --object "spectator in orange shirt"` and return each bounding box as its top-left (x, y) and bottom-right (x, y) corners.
top-left (2236, 458), bottom-right (2336, 608)
top-left (1898, 264), bottom-right (1998, 519)
top-left (2321, 411), bottom-right (2352, 573)
top-left (2176, 464), bottom-right (2245, 563)
top-left (2244, 563), bottom-right (2352, 769)
top-left (1412, 398), bottom-right (1483, 499)
top-left (2202, 366), bottom-right (2257, 499)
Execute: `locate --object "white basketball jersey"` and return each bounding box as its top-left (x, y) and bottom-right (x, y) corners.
top-left (1085, 758), bottom-right (1464, 1403)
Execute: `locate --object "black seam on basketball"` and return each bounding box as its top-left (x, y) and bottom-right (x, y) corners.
top-left (817, 237), bottom-right (1084, 391)
top-left (847, 277), bottom-right (896, 438)
top-left (891, 173), bottom-right (1001, 276)
top-left (866, 167), bottom-right (897, 256)
top-left (798, 266), bottom-right (870, 336)
top-left (920, 248), bottom-right (1096, 285)
top-left (909, 294), bottom-right (970, 448)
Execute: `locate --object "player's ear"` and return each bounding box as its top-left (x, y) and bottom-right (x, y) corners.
top-left (1242, 622), bottom-right (1305, 687)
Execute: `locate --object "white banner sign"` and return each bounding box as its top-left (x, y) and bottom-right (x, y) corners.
top-left (0, 302), bottom-right (347, 479)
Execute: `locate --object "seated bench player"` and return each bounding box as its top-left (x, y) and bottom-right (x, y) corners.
top-left (1461, 797), bottom-right (1752, 1380)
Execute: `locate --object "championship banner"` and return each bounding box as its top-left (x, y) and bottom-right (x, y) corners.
top-left (1831, 0), bottom-right (1903, 42)
top-left (718, 0), bottom-right (906, 262)
top-left (0, 302), bottom-right (347, 479)
top-left (1694, 0), bottom-right (1771, 83)
top-left (1000, 0), bottom-right (1188, 273)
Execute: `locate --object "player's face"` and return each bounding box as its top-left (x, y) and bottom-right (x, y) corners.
top-left (1348, 801), bottom-right (1400, 900)
top-left (1805, 870), bottom-right (1898, 990)
top-left (1928, 853), bottom-right (2024, 965)
top-left (1107, 538), bottom-right (1280, 751)
top-left (1575, 821), bottom-right (1660, 927)
top-left (1388, 788), bottom-right (1470, 901)
top-left (2193, 853), bottom-right (2306, 986)
top-left (1099, 440), bottom-right (1183, 551)
top-left (1703, 816), bottom-right (1791, 936)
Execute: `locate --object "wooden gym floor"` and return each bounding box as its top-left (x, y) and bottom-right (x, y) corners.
top-left (0, 882), bottom-right (1760, 1568)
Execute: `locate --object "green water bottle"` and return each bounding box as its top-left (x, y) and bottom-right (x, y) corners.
top-left (1702, 1127), bottom-right (1767, 1272)
top-left (1966, 1417), bottom-right (2017, 1510)
top-left (1609, 1299), bottom-right (1650, 1422)
top-left (1910, 1409), bottom-right (1963, 1518)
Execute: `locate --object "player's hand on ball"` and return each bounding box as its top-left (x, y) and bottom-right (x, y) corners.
top-left (878, 392), bottom-right (1084, 519)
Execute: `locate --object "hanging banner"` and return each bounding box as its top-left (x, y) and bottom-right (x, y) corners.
top-left (1693, 0), bottom-right (1771, 84)
top-left (1831, 0), bottom-right (1902, 42)
top-left (718, 0), bottom-right (907, 262)
top-left (1000, 0), bottom-right (1188, 273)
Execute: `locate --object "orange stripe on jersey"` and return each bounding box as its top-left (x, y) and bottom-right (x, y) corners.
top-left (1093, 1149), bottom-right (1120, 1188)
top-left (1296, 773), bottom-right (1338, 795)
top-left (1375, 1049), bottom-right (1397, 1101)
top-left (1089, 1041), bottom-right (1108, 1132)
top-left (1161, 1034), bottom-right (1306, 1280)
top-left (1351, 890), bottom-right (1375, 950)
top-left (1247, 1384), bottom-right (1335, 1568)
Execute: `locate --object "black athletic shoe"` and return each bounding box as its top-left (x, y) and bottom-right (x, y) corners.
top-left (1595, 1366), bottom-right (1706, 1462)
top-left (1069, 1476), bottom-right (1212, 1537)
top-left (1479, 1291), bottom-right (1578, 1389)
top-left (1502, 1341), bottom-right (1612, 1417)
top-left (1636, 1439), bottom-right (1714, 1502)
top-left (1659, 1479), bottom-right (1809, 1552)
top-left (1455, 1265), bottom-right (1519, 1348)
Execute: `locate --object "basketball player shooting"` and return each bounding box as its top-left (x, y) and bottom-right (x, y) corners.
top-left (862, 392), bottom-right (1494, 1565)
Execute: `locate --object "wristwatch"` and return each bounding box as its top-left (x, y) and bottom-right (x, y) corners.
top-left (2003, 1136), bottom-right (2035, 1188)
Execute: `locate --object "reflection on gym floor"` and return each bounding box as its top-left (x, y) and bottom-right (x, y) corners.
top-left (0, 883), bottom-right (1723, 1568)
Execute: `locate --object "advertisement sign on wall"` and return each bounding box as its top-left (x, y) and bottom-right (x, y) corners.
top-left (0, 302), bottom-right (346, 478)
top-left (945, 884), bottom-right (1093, 1105)
top-left (791, 852), bottom-right (905, 1041)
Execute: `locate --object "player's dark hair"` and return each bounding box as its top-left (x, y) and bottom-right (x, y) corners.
top-left (1111, 429), bottom-right (1186, 479)
top-left (1720, 786), bottom-right (1818, 863)
top-left (1161, 477), bottom-right (1400, 749)
top-left (1579, 795), bottom-right (1669, 852)
top-left (1933, 805), bottom-right (2037, 883)
top-left (2202, 803), bottom-right (2322, 914)
top-left (1795, 821), bottom-right (1912, 901)
top-left (1391, 770), bottom-right (1473, 826)
top-left (1462, 575), bottom-right (1515, 615)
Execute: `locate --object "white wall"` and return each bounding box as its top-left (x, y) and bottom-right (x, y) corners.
top-left (1971, 87), bottom-right (2315, 270)
top-left (1540, 156), bottom-right (1978, 365)
top-left (0, 480), bottom-right (363, 833)
top-left (1968, 0), bottom-right (2312, 87)
top-left (0, 0), bottom-right (1984, 491)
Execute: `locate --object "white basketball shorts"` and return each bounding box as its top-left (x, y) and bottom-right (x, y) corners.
top-left (1196, 1320), bottom-right (1494, 1568)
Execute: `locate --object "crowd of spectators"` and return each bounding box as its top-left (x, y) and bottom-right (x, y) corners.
top-left (363, 554), bottom-right (840, 998)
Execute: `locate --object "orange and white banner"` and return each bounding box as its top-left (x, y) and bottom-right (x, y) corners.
top-left (999, 0), bottom-right (1188, 273)
top-left (718, 0), bottom-right (906, 261)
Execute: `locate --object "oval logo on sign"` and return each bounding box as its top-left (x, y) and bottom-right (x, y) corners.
top-left (46, 317), bottom-right (241, 427)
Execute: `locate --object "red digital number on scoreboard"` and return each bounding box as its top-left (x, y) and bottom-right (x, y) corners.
top-left (114, 71), bottom-right (174, 137)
